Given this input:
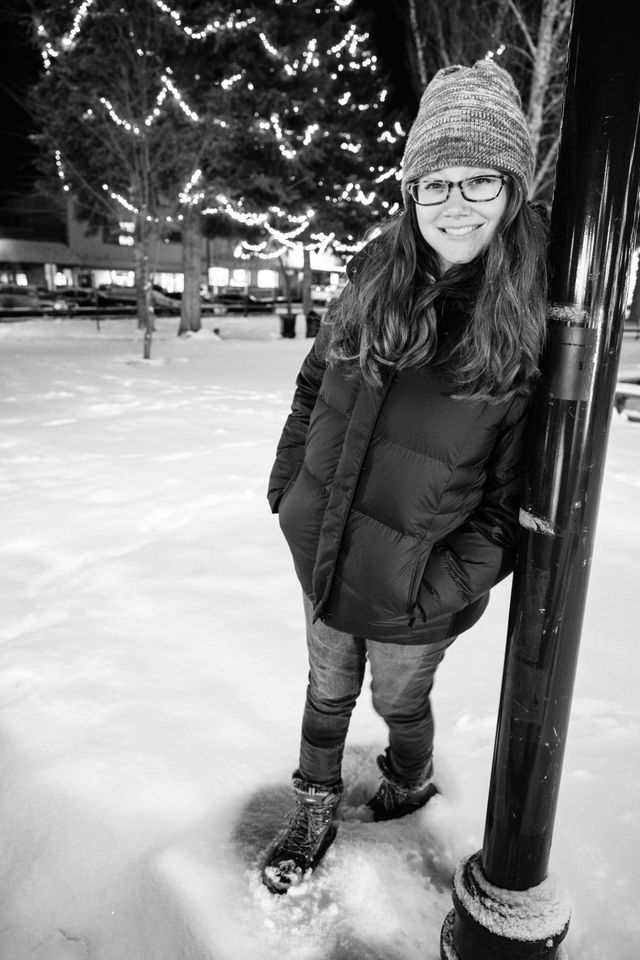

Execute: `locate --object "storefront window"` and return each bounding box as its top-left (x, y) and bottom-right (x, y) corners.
top-left (257, 269), bottom-right (278, 289)
top-left (154, 272), bottom-right (183, 293)
top-left (230, 268), bottom-right (248, 288)
top-left (209, 267), bottom-right (229, 288)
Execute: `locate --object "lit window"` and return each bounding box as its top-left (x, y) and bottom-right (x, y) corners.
top-left (209, 267), bottom-right (229, 288)
top-left (230, 268), bottom-right (249, 288)
top-left (257, 269), bottom-right (279, 289)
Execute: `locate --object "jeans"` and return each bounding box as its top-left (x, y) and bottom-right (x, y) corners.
top-left (298, 595), bottom-right (455, 786)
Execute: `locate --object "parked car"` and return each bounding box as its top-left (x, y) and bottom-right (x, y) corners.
top-left (96, 285), bottom-right (179, 314)
top-left (0, 284), bottom-right (70, 318)
top-left (311, 280), bottom-right (346, 305)
top-left (53, 287), bottom-right (99, 311)
top-left (211, 291), bottom-right (275, 314)
top-left (152, 283), bottom-right (181, 301)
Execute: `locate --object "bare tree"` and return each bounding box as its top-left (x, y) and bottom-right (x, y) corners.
top-left (363, 0), bottom-right (572, 202)
top-left (509, 0), bottom-right (572, 198)
top-left (23, 2), bottom-right (201, 355)
top-left (407, 0), bottom-right (428, 86)
top-left (21, 1), bottom-right (260, 348)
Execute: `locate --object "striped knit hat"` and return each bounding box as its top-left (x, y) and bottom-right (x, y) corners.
top-left (401, 60), bottom-right (534, 205)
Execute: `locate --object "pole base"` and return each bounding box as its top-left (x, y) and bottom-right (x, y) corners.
top-left (440, 852), bottom-right (571, 960)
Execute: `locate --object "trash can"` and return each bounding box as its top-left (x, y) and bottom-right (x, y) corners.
top-left (305, 309), bottom-right (321, 338)
top-left (281, 313), bottom-right (296, 338)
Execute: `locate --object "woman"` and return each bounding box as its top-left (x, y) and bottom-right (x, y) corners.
top-left (263, 60), bottom-right (548, 894)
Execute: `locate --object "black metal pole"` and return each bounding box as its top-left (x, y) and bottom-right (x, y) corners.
top-left (441, 0), bottom-right (640, 956)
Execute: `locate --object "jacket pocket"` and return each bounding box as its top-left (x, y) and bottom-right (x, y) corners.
top-left (406, 538), bottom-right (433, 614)
top-left (273, 465), bottom-right (302, 514)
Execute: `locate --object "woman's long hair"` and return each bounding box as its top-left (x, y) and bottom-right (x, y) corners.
top-left (325, 181), bottom-right (548, 403)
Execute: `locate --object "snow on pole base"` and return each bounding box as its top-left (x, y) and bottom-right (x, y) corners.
top-left (440, 852), bottom-right (571, 960)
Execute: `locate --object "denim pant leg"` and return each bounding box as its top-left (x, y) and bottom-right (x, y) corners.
top-left (299, 595), bottom-right (366, 786)
top-left (366, 635), bottom-right (455, 784)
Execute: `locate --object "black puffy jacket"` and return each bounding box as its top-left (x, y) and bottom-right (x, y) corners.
top-left (268, 310), bottom-right (530, 644)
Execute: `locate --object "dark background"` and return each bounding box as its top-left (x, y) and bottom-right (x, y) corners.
top-left (0, 11), bottom-right (41, 201)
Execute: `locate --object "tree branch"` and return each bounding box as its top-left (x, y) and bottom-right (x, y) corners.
top-left (508, 0), bottom-right (537, 58)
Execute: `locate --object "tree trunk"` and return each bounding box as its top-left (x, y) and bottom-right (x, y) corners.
top-left (527, 0), bottom-right (562, 164)
top-left (134, 215), bottom-right (155, 360)
top-left (301, 246), bottom-right (313, 316)
top-left (407, 0), bottom-right (428, 87)
top-left (279, 255), bottom-right (293, 314)
top-left (178, 204), bottom-right (203, 335)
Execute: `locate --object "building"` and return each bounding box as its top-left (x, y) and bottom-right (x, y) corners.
top-left (0, 194), bottom-right (345, 301)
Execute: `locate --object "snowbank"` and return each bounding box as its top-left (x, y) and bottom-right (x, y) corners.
top-left (0, 317), bottom-right (638, 959)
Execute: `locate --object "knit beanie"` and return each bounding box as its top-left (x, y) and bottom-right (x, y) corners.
top-left (401, 60), bottom-right (534, 205)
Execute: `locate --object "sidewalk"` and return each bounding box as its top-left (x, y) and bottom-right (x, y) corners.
top-left (621, 331), bottom-right (640, 372)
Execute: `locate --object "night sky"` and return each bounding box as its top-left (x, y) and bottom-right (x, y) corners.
top-left (0, 10), bottom-right (42, 201)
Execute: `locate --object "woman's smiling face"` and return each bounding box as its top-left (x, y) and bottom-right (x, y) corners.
top-left (413, 165), bottom-right (509, 274)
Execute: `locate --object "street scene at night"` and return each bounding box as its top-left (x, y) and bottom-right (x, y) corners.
top-left (1, 2), bottom-right (639, 960)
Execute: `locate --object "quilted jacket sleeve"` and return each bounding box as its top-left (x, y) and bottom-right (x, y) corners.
top-left (267, 325), bottom-right (330, 513)
top-left (417, 394), bottom-right (530, 621)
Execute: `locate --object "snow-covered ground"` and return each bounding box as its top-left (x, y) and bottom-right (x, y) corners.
top-left (0, 314), bottom-right (638, 960)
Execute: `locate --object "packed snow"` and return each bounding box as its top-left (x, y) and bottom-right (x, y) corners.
top-left (0, 313), bottom-right (639, 960)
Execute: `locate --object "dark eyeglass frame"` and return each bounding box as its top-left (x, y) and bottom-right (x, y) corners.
top-left (408, 175), bottom-right (508, 206)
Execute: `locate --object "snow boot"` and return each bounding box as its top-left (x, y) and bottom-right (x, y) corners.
top-left (367, 750), bottom-right (437, 821)
top-left (262, 774), bottom-right (343, 894)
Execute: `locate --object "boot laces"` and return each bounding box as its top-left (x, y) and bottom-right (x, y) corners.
top-left (283, 799), bottom-right (335, 858)
top-left (374, 777), bottom-right (410, 813)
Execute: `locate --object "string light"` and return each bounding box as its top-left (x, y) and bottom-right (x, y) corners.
top-left (61, 0), bottom-right (95, 45)
top-left (310, 232), bottom-right (335, 256)
top-left (151, 0), bottom-right (256, 39)
top-left (40, 2), bottom-right (400, 257)
top-left (97, 73), bottom-right (214, 133)
top-left (265, 220), bottom-right (310, 243)
top-left (257, 23), bottom-right (377, 79)
top-left (94, 169), bottom-right (207, 222)
top-left (220, 73), bottom-right (243, 90)
top-left (39, 9), bottom-right (387, 174)
top-left (54, 150), bottom-right (70, 192)
top-left (269, 205), bottom-right (311, 224)
top-left (331, 237), bottom-right (366, 254)
top-left (36, 0), bottom-right (95, 68)
top-left (37, 24), bottom-right (59, 72)
top-left (102, 184), bottom-right (138, 214)
top-left (37, 2), bottom-right (256, 70)
top-left (328, 24), bottom-right (366, 56)
top-left (234, 241), bottom-right (287, 261)
top-left (99, 96), bottom-right (142, 134)
top-left (258, 32), bottom-right (279, 57)
top-left (161, 75), bottom-right (200, 121)
top-left (268, 114), bottom-right (296, 160)
top-left (206, 195), bottom-right (268, 227)
top-left (179, 169), bottom-right (205, 205)
top-left (65, 162), bottom-right (388, 257)
top-left (283, 39), bottom-right (320, 76)
top-left (238, 239), bottom-right (269, 253)
top-left (302, 123), bottom-right (319, 145)
top-left (485, 43), bottom-right (506, 61)
top-left (374, 166), bottom-right (401, 183)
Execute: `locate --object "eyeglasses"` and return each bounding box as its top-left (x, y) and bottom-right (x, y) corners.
top-left (408, 175), bottom-right (508, 206)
